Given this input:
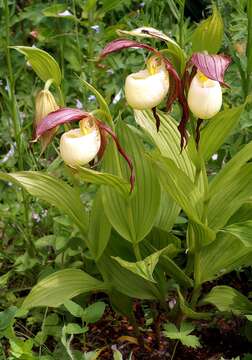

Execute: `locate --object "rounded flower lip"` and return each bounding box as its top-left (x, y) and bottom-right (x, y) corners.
top-left (125, 67), bottom-right (169, 110)
top-left (187, 72), bottom-right (222, 120)
top-left (60, 127), bottom-right (101, 167)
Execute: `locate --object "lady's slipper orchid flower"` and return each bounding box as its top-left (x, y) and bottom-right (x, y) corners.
top-left (100, 39), bottom-right (189, 147)
top-left (187, 53), bottom-right (231, 120)
top-left (185, 52), bottom-right (231, 146)
top-left (125, 56), bottom-right (169, 110)
top-left (34, 108), bottom-right (135, 192)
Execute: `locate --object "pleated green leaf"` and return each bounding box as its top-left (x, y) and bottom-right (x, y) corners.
top-left (0, 171), bottom-right (88, 235)
top-left (198, 232), bottom-right (252, 284)
top-left (187, 220), bottom-right (216, 251)
top-left (158, 253), bottom-right (193, 288)
top-left (202, 286), bottom-right (252, 314)
top-left (88, 190), bottom-right (111, 260)
top-left (97, 253), bottom-right (159, 300)
top-left (223, 221), bottom-right (252, 247)
top-left (199, 104), bottom-right (245, 161)
top-left (112, 246), bottom-right (172, 283)
top-left (191, 5), bottom-right (224, 54)
top-left (207, 164), bottom-right (252, 230)
top-left (148, 153), bottom-right (202, 222)
top-left (134, 110), bottom-right (195, 180)
top-left (155, 188), bottom-right (180, 232)
top-left (209, 141), bottom-right (252, 198)
top-left (12, 46), bottom-right (61, 86)
top-left (101, 122), bottom-right (161, 244)
top-left (78, 166), bottom-right (130, 197)
top-left (22, 269), bottom-right (107, 309)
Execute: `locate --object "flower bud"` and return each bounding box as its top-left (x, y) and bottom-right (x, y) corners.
top-left (35, 89), bottom-right (59, 151)
top-left (59, 119), bottom-right (101, 167)
top-left (187, 71), bottom-right (222, 119)
top-left (125, 56), bottom-right (169, 110)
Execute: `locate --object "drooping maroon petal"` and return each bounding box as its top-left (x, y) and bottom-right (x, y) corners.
top-left (96, 120), bottom-right (135, 193)
top-left (195, 118), bottom-right (203, 149)
top-left (163, 58), bottom-right (190, 149)
top-left (35, 108), bottom-right (90, 139)
top-left (100, 39), bottom-right (156, 59)
top-left (190, 53), bottom-right (231, 87)
top-left (151, 107), bottom-right (160, 132)
top-left (96, 126), bottom-right (108, 161)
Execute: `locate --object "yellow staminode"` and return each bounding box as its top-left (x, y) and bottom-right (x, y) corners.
top-left (197, 71), bottom-right (209, 84)
top-left (79, 117), bottom-right (96, 135)
top-left (146, 56), bottom-right (163, 75)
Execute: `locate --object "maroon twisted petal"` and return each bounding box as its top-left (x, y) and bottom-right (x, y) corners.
top-left (35, 108), bottom-right (89, 139)
top-left (96, 120), bottom-right (135, 193)
top-left (190, 53), bottom-right (231, 87)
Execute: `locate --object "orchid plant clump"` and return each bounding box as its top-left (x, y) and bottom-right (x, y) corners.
top-left (3, 8), bottom-right (252, 355)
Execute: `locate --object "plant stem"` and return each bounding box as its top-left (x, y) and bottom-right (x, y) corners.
top-left (246, 0), bottom-right (252, 96)
top-left (4, 0), bottom-right (34, 255)
top-left (171, 340), bottom-right (179, 360)
top-left (129, 312), bottom-right (144, 348)
top-left (133, 243), bottom-right (142, 261)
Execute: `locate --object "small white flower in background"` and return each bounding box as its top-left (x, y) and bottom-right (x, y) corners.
top-left (187, 71), bottom-right (222, 120)
top-left (60, 118), bottom-right (101, 167)
top-left (125, 55), bottom-right (169, 110)
top-left (58, 10), bottom-right (72, 17)
top-left (106, 69), bottom-right (114, 75)
top-left (112, 89), bottom-right (123, 104)
top-left (88, 94), bottom-right (96, 102)
top-left (168, 298), bottom-right (176, 310)
top-left (75, 99), bottom-right (83, 109)
top-left (212, 153), bottom-right (218, 161)
top-left (91, 25), bottom-right (100, 33)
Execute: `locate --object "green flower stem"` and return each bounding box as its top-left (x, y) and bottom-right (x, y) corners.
top-left (4, 0), bottom-right (34, 255)
top-left (133, 242), bottom-right (142, 261)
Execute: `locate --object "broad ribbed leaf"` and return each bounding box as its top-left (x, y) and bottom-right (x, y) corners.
top-left (223, 221), bottom-right (252, 247)
top-left (134, 110), bottom-right (195, 179)
top-left (155, 189), bottom-right (180, 232)
top-left (209, 141), bottom-right (252, 197)
top-left (159, 253), bottom-right (193, 288)
top-left (191, 6), bottom-right (224, 54)
top-left (0, 171), bottom-right (88, 234)
top-left (198, 232), bottom-right (252, 284)
top-left (202, 286), bottom-right (252, 314)
top-left (101, 122), bottom-right (161, 244)
top-left (97, 253), bottom-right (159, 300)
top-left (112, 247), bottom-right (172, 283)
top-left (88, 190), bottom-right (111, 260)
top-left (22, 269), bottom-right (107, 309)
top-left (12, 46), bottom-right (61, 86)
top-left (207, 164), bottom-right (252, 229)
top-left (199, 104), bottom-right (245, 161)
top-left (78, 166), bottom-right (130, 197)
top-left (187, 220), bottom-right (216, 251)
top-left (148, 153), bottom-right (202, 222)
